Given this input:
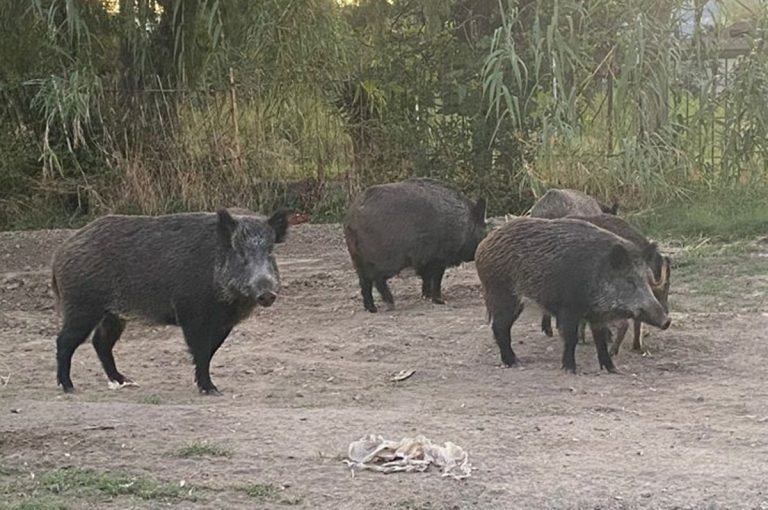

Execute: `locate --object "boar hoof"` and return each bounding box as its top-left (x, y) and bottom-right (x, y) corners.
top-left (364, 304), bottom-right (378, 313)
top-left (561, 364), bottom-right (577, 374)
top-left (500, 354), bottom-right (517, 367)
top-left (107, 379), bottom-right (139, 390)
top-left (431, 297), bottom-right (445, 305)
top-left (199, 385), bottom-right (222, 396)
top-left (60, 384), bottom-right (75, 394)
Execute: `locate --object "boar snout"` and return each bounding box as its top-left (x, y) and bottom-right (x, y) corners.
top-left (638, 304), bottom-right (671, 330)
top-left (256, 291), bottom-right (277, 307)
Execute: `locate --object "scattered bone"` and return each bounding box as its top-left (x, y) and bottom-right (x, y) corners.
top-left (344, 434), bottom-right (472, 480)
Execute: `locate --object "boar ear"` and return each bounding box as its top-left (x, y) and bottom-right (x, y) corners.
top-left (642, 242), bottom-right (663, 281)
top-left (608, 243), bottom-right (631, 270)
top-left (217, 208), bottom-right (238, 246)
top-left (641, 242), bottom-right (659, 263)
top-left (268, 208), bottom-right (291, 244)
top-left (472, 197), bottom-right (487, 223)
top-left (661, 256), bottom-right (672, 284)
top-left (599, 200), bottom-right (619, 215)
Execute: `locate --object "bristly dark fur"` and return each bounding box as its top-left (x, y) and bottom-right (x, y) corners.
top-left (566, 214), bottom-right (672, 355)
top-left (344, 177), bottom-right (487, 312)
top-left (530, 188), bottom-right (616, 219)
top-left (475, 217), bottom-right (669, 373)
top-left (52, 208), bottom-right (290, 395)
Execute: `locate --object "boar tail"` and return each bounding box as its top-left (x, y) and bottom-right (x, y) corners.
top-left (343, 224), bottom-right (359, 258)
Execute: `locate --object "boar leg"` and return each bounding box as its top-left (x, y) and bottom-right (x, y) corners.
top-left (589, 322), bottom-right (617, 373)
top-left (540, 314), bottom-right (554, 337)
top-left (374, 278), bottom-right (395, 309)
top-left (358, 275), bottom-right (377, 313)
top-left (578, 320), bottom-right (588, 344)
top-left (56, 312), bottom-right (102, 392)
top-left (92, 312), bottom-right (132, 386)
top-left (417, 265), bottom-right (434, 299)
top-left (420, 272), bottom-right (432, 299)
top-left (429, 265), bottom-right (446, 304)
top-left (418, 262), bottom-right (446, 304)
top-left (490, 294), bottom-right (523, 367)
top-left (559, 311), bottom-right (581, 373)
top-left (609, 320), bottom-right (630, 356)
top-left (210, 326), bottom-right (234, 359)
top-left (631, 320), bottom-right (647, 354)
top-left (351, 256), bottom-right (377, 312)
top-left (179, 308), bottom-right (232, 395)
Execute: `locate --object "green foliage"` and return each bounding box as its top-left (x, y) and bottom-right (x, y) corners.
top-left (141, 394), bottom-right (162, 405)
top-left (630, 188), bottom-right (768, 241)
top-left (237, 483), bottom-right (302, 505)
top-left (483, 0), bottom-right (768, 210)
top-left (3, 499), bottom-right (68, 510)
top-left (1, 467), bottom-right (194, 508)
top-left (341, 0), bottom-right (531, 213)
top-left (41, 468), bottom-right (189, 501)
top-left (175, 442), bottom-right (232, 458)
top-left (0, 0), bottom-right (766, 231)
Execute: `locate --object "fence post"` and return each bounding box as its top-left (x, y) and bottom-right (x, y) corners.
top-left (229, 67), bottom-right (243, 170)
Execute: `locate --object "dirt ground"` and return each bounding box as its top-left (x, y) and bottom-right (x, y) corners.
top-left (1, 223), bottom-right (768, 509)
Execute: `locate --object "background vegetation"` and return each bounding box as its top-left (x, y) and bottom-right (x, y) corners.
top-left (0, 0), bottom-right (766, 236)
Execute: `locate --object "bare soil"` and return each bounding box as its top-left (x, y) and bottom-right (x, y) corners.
top-left (1, 224), bottom-right (768, 509)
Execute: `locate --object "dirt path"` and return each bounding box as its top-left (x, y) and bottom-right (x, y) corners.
top-left (2, 225), bottom-right (768, 509)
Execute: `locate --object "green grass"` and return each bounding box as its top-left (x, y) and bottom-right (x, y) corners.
top-left (238, 483), bottom-right (302, 505)
top-left (40, 468), bottom-right (190, 502)
top-left (141, 394), bottom-right (162, 405)
top-left (1, 468), bottom-right (194, 509)
top-left (659, 236), bottom-right (768, 313)
top-left (632, 189), bottom-right (768, 242)
top-left (175, 442), bottom-right (232, 459)
top-left (3, 498), bottom-right (68, 510)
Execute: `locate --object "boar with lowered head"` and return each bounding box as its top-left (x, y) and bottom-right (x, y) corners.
top-left (537, 213), bottom-right (672, 352)
top-left (475, 217), bottom-right (670, 373)
top-left (565, 214), bottom-right (671, 356)
top-left (531, 189), bottom-right (618, 339)
top-left (344, 178), bottom-right (487, 312)
top-left (52, 208), bottom-right (290, 395)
